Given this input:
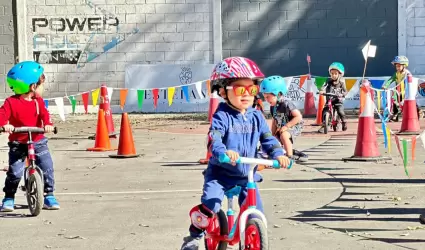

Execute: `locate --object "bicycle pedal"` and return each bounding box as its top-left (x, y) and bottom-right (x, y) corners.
top-left (20, 185), bottom-right (26, 192)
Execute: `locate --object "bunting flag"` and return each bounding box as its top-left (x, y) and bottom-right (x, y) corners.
top-left (386, 90), bottom-right (391, 111)
top-left (314, 77), bottom-right (327, 89)
top-left (54, 98), bottom-right (65, 121)
top-left (412, 136), bottom-right (416, 161)
top-left (370, 79), bottom-right (385, 89)
top-left (119, 89), bottom-right (128, 110)
top-left (386, 127), bottom-right (391, 153)
top-left (345, 78), bottom-right (357, 92)
top-left (299, 75), bottom-right (308, 89)
top-left (152, 88), bottom-right (159, 108)
top-left (168, 87), bottom-right (175, 106)
top-left (206, 80), bottom-right (211, 97)
top-left (382, 90), bottom-right (387, 111)
top-left (82, 92), bottom-right (89, 114)
top-left (402, 139), bottom-right (409, 177)
top-left (421, 132), bottom-right (425, 149)
top-left (376, 90), bottom-right (381, 112)
top-left (44, 100), bottom-right (49, 108)
top-left (182, 85), bottom-right (190, 102)
top-left (137, 90), bottom-right (145, 110)
top-left (382, 122), bottom-right (388, 149)
top-left (68, 96), bottom-right (77, 114)
top-left (92, 88), bottom-right (100, 107)
top-left (195, 81), bottom-right (203, 99)
top-left (401, 81), bottom-right (405, 97)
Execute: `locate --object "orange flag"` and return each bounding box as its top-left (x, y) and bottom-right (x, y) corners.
top-left (412, 136), bottom-right (417, 161)
top-left (119, 89), bottom-right (128, 110)
top-left (345, 78), bottom-right (358, 92)
top-left (206, 80), bottom-right (211, 97)
top-left (299, 75), bottom-right (308, 89)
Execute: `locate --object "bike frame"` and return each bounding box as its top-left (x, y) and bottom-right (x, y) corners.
top-left (205, 156), bottom-right (292, 247)
top-left (23, 130), bottom-right (44, 183)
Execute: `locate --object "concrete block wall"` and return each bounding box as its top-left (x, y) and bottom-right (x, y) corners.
top-left (0, 0), bottom-right (16, 96)
top-left (406, 0), bottom-right (425, 74)
top-left (21, 0), bottom-right (213, 104)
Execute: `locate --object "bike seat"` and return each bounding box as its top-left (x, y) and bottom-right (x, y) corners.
top-left (225, 186), bottom-right (242, 198)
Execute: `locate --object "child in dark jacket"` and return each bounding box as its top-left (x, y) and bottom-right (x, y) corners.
top-left (180, 57), bottom-right (290, 250)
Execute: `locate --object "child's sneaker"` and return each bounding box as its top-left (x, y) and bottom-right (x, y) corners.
top-left (180, 236), bottom-right (201, 250)
top-left (43, 195), bottom-right (60, 210)
top-left (1, 198), bottom-right (14, 212)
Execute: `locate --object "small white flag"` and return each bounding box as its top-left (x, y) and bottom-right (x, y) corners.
top-left (107, 87), bottom-right (114, 102)
top-left (54, 97), bottom-right (65, 121)
top-left (362, 40), bottom-right (377, 60)
top-left (195, 81), bottom-right (204, 99)
top-left (420, 131), bottom-right (425, 149)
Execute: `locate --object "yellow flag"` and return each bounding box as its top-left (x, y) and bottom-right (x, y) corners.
top-left (168, 87), bottom-right (175, 106)
top-left (377, 91), bottom-right (381, 112)
top-left (345, 79), bottom-right (357, 92)
top-left (386, 127), bottom-right (391, 153)
top-left (92, 88), bottom-right (100, 107)
top-left (401, 81), bottom-right (405, 97)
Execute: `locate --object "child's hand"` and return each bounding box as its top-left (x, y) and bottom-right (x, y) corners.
top-left (225, 150), bottom-right (239, 165)
top-left (44, 125), bottom-right (54, 133)
top-left (319, 91), bottom-right (324, 94)
top-left (276, 155), bottom-right (290, 169)
top-left (3, 124), bottom-right (14, 133)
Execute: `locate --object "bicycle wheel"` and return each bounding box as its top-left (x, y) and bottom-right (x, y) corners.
top-left (26, 170), bottom-right (44, 216)
top-left (205, 209), bottom-right (228, 250)
top-left (240, 218), bottom-right (268, 250)
top-left (323, 112), bottom-right (330, 134)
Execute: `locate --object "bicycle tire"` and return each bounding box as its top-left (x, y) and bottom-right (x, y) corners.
top-left (323, 112), bottom-right (330, 134)
top-left (204, 209), bottom-right (228, 250)
top-left (240, 218), bottom-right (268, 250)
top-left (26, 171), bottom-right (44, 216)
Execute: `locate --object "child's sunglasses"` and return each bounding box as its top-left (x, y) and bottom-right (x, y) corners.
top-left (226, 85), bottom-right (259, 96)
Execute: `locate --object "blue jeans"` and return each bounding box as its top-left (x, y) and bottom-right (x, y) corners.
top-left (3, 138), bottom-right (55, 198)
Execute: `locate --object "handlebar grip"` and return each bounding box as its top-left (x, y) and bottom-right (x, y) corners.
top-left (218, 154), bottom-right (293, 169)
top-left (53, 127), bottom-right (58, 134)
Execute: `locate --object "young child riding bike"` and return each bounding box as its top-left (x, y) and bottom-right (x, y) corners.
top-left (319, 62), bottom-right (348, 132)
top-left (180, 57), bottom-right (290, 250)
top-left (260, 75), bottom-right (308, 162)
top-left (0, 61), bottom-right (60, 212)
top-left (381, 56), bottom-right (420, 122)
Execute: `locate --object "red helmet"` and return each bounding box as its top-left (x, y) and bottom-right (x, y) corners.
top-left (210, 56), bottom-right (264, 93)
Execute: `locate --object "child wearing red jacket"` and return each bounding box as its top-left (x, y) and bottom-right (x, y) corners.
top-left (0, 61), bottom-right (59, 212)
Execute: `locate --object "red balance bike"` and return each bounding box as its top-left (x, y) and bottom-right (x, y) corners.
top-left (204, 155), bottom-right (293, 250)
top-left (319, 92), bottom-right (342, 134)
top-left (1, 126), bottom-right (57, 216)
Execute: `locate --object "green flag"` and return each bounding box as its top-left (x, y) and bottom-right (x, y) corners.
top-left (137, 90), bottom-right (145, 110)
top-left (314, 77), bottom-right (327, 89)
top-left (69, 96), bottom-right (77, 114)
top-left (402, 139), bottom-right (409, 177)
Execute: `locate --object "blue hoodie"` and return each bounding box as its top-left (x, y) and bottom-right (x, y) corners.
top-left (206, 102), bottom-right (285, 183)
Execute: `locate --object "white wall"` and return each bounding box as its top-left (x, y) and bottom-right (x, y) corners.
top-left (403, 0), bottom-right (425, 75)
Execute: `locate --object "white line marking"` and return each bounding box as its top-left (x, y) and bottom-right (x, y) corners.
top-left (55, 187), bottom-right (343, 196)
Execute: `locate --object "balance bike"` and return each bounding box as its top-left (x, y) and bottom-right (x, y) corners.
top-left (204, 155), bottom-right (293, 250)
top-left (1, 126), bottom-right (57, 216)
top-left (319, 92), bottom-right (341, 134)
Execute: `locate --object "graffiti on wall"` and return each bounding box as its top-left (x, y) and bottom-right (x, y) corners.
top-left (31, 0), bottom-right (139, 66)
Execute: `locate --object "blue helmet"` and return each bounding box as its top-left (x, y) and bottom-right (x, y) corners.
top-left (328, 62), bottom-right (345, 76)
top-left (391, 56), bottom-right (409, 67)
top-left (7, 61), bottom-right (44, 94)
top-left (259, 75), bottom-right (288, 96)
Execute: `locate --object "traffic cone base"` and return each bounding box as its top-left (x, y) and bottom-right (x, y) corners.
top-left (397, 100), bottom-right (420, 135)
top-left (109, 113), bottom-right (140, 158)
top-left (87, 109), bottom-right (117, 152)
top-left (342, 92), bottom-right (391, 162)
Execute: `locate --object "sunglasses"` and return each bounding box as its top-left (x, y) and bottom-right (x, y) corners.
top-left (226, 85), bottom-right (259, 96)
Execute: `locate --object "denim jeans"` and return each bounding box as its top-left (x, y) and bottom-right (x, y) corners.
top-left (3, 137), bottom-right (55, 198)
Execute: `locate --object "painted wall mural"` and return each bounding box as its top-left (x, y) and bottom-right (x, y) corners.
top-left (31, 0), bottom-right (139, 66)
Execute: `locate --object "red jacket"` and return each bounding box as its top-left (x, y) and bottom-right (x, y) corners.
top-left (0, 95), bottom-right (53, 142)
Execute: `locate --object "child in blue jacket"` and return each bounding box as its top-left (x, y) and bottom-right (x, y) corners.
top-left (180, 57), bottom-right (290, 250)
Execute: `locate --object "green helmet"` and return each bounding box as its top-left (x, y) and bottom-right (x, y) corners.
top-left (328, 62), bottom-right (345, 76)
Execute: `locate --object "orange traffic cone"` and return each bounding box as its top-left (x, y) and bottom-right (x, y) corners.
top-left (303, 76), bottom-right (317, 117)
top-left (199, 91), bottom-right (221, 164)
top-left (398, 77), bottom-right (420, 135)
top-left (343, 90), bottom-right (391, 162)
top-left (109, 113), bottom-right (140, 158)
top-left (312, 94), bottom-right (325, 126)
top-left (87, 109), bottom-right (117, 152)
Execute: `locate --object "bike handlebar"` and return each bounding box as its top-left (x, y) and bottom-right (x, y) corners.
top-left (218, 154), bottom-right (293, 169)
top-left (0, 126), bottom-right (58, 134)
top-left (317, 92), bottom-right (339, 97)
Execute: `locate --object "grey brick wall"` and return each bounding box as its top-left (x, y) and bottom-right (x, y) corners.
top-left (406, 0), bottom-right (425, 74)
top-left (222, 0), bottom-right (398, 77)
top-left (0, 0), bottom-right (16, 99)
top-left (24, 0), bottom-right (213, 103)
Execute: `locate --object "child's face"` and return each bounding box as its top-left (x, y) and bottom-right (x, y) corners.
top-left (222, 78), bottom-right (257, 111)
top-left (330, 69), bottom-right (340, 80)
top-left (263, 93), bottom-right (278, 106)
top-left (395, 63), bottom-right (404, 72)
